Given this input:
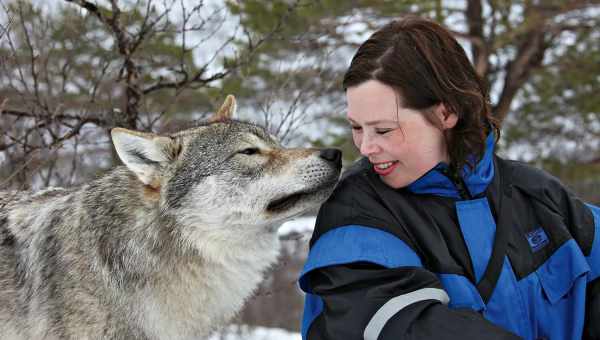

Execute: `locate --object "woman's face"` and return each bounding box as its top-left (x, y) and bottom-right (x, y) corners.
top-left (346, 80), bottom-right (456, 189)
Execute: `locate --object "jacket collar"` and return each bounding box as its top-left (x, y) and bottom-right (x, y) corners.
top-left (407, 133), bottom-right (495, 198)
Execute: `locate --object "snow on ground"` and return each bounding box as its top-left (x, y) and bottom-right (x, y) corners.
top-left (208, 325), bottom-right (301, 340)
top-left (277, 216), bottom-right (317, 237)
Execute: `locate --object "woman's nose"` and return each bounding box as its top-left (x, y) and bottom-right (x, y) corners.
top-left (359, 135), bottom-right (381, 156)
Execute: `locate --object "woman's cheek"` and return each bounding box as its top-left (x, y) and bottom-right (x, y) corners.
top-left (352, 131), bottom-right (362, 149)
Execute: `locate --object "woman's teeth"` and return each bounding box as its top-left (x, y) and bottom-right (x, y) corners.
top-left (376, 161), bottom-right (396, 169)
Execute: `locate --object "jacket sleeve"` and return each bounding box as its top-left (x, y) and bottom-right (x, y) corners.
top-left (548, 183), bottom-right (600, 338)
top-left (585, 277), bottom-right (600, 340)
top-left (304, 263), bottom-right (521, 340)
top-left (552, 193), bottom-right (600, 338)
top-left (550, 180), bottom-right (600, 339)
top-left (515, 164), bottom-right (600, 338)
top-left (299, 225), bottom-right (520, 340)
top-left (582, 204), bottom-right (600, 339)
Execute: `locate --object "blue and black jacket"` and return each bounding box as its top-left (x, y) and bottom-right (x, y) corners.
top-left (299, 134), bottom-right (600, 340)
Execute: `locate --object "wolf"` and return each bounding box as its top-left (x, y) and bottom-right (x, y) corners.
top-left (0, 95), bottom-right (341, 340)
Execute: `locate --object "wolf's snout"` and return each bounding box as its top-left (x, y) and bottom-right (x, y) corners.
top-left (319, 148), bottom-right (342, 168)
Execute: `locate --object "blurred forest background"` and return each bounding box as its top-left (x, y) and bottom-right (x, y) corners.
top-left (1, 0), bottom-right (599, 334)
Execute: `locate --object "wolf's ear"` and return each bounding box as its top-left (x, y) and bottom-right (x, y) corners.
top-left (111, 128), bottom-right (178, 187)
top-left (208, 94), bottom-right (236, 123)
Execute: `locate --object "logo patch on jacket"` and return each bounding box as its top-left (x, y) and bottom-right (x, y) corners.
top-left (526, 227), bottom-right (549, 252)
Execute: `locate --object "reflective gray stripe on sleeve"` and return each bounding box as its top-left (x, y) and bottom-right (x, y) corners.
top-left (363, 287), bottom-right (450, 340)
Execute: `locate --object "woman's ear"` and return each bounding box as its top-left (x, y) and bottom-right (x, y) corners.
top-left (435, 103), bottom-right (458, 130)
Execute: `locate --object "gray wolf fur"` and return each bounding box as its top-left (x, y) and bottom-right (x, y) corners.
top-left (0, 95), bottom-right (341, 339)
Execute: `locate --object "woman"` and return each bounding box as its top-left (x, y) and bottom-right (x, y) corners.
top-left (299, 16), bottom-right (600, 340)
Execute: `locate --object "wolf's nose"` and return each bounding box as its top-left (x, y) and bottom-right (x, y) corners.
top-left (319, 148), bottom-right (342, 167)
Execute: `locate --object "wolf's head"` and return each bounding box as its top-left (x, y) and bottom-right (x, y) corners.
top-left (110, 95), bottom-right (341, 250)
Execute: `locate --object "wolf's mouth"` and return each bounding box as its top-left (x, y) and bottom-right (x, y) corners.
top-left (266, 191), bottom-right (310, 213)
top-left (266, 177), bottom-right (339, 214)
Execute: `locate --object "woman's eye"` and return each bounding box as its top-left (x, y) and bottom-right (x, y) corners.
top-left (376, 128), bottom-right (394, 135)
top-left (351, 125), bottom-right (362, 131)
top-left (239, 148), bottom-right (260, 155)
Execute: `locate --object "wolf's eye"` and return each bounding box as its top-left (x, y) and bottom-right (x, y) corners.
top-left (238, 147), bottom-right (260, 155)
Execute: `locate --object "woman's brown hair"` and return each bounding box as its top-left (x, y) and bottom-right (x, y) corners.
top-left (343, 16), bottom-right (500, 174)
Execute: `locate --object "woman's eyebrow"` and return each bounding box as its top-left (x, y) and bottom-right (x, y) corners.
top-left (347, 118), bottom-right (398, 126)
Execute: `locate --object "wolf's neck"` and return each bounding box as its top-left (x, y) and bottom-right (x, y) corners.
top-left (132, 230), bottom-right (281, 339)
top-left (78, 168), bottom-right (175, 282)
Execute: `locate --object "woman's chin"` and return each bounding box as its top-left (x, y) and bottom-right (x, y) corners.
top-left (381, 174), bottom-right (412, 189)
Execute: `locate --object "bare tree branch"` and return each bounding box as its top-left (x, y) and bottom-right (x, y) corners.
top-left (494, 26), bottom-right (550, 122)
top-left (465, 0), bottom-right (489, 77)
top-left (1, 108), bottom-right (106, 126)
top-left (457, 0), bottom-right (600, 122)
top-left (142, 0), bottom-right (303, 95)
top-left (0, 2), bottom-right (14, 41)
top-left (64, 0), bottom-right (139, 128)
